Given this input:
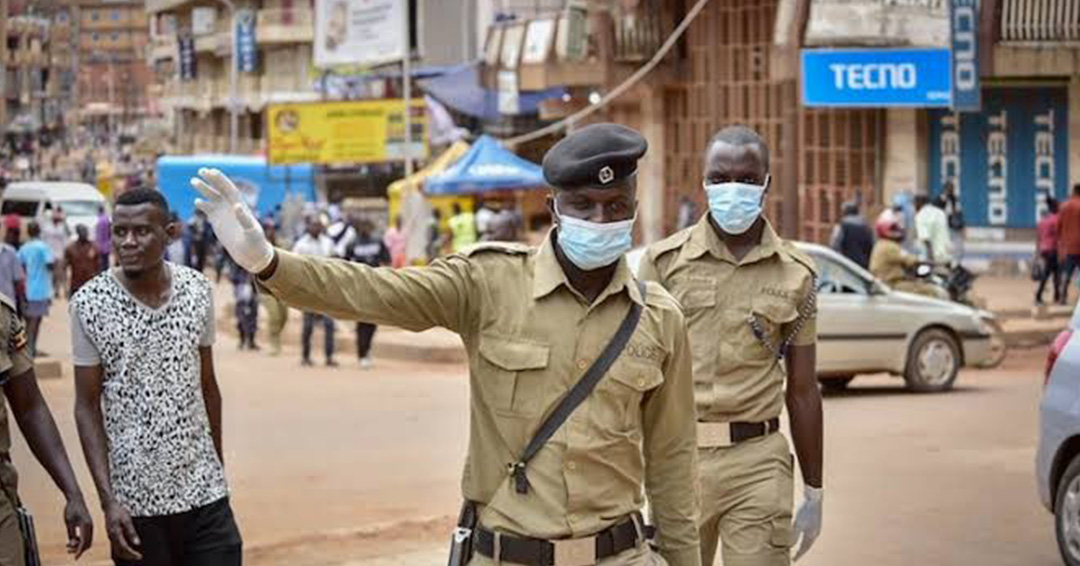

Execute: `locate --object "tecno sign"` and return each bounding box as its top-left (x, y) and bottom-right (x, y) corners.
top-left (803, 48), bottom-right (952, 107)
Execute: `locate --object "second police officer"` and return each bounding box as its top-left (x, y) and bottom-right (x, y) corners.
top-left (192, 123), bottom-right (702, 566)
top-left (640, 126), bottom-right (824, 566)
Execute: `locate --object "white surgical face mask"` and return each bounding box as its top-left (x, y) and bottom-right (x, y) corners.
top-left (554, 203), bottom-right (636, 271)
top-left (704, 175), bottom-right (769, 235)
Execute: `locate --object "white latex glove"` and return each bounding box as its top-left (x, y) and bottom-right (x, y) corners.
top-left (792, 486), bottom-right (823, 562)
top-left (190, 168), bottom-right (275, 273)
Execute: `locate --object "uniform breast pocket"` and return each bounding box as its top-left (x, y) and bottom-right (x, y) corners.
top-left (477, 335), bottom-right (550, 417)
top-left (600, 357), bottom-right (665, 433)
top-left (673, 276), bottom-right (718, 312)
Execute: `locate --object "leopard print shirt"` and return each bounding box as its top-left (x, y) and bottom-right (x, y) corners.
top-left (71, 264), bottom-right (227, 517)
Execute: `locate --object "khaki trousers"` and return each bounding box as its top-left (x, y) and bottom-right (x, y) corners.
top-left (698, 433), bottom-right (794, 566)
top-left (469, 541), bottom-right (667, 566)
top-left (0, 489), bottom-right (25, 566)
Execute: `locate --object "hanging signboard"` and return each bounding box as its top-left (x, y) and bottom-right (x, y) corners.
top-left (949, 0), bottom-right (980, 111)
top-left (802, 48), bottom-right (953, 107)
top-left (266, 99), bottom-right (428, 166)
top-left (314, 0), bottom-right (406, 68)
top-left (178, 35), bottom-right (197, 80)
top-left (235, 9), bottom-right (258, 73)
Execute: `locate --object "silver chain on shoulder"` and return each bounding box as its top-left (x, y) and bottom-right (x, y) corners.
top-left (747, 276), bottom-right (818, 361)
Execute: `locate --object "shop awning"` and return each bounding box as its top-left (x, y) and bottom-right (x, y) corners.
top-left (387, 140), bottom-right (471, 197)
top-left (424, 135), bottom-right (545, 195)
top-left (418, 64), bottom-right (566, 121)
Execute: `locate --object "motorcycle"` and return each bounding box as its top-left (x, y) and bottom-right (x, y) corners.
top-left (914, 263), bottom-right (1007, 369)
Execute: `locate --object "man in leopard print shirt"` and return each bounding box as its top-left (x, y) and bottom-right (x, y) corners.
top-left (71, 189), bottom-right (241, 566)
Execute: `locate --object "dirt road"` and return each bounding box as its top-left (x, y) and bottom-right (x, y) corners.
top-left (9, 300), bottom-right (1064, 565)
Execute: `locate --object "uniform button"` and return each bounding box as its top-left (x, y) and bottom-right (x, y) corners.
top-left (637, 378), bottom-right (646, 387)
top-left (577, 359), bottom-right (588, 370)
top-left (567, 461), bottom-right (577, 471)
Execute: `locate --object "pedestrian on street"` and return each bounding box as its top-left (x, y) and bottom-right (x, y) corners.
top-left (72, 189), bottom-right (242, 566)
top-left (870, 212), bottom-right (948, 300)
top-left (262, 220), bottom-right (289, 356)
top-left (641, 125), bottom-right (823, 566)
top-left (326, 208), bottom-right (357, 259)
top-left (220, 251), bottom-right (258, 351)
top-left (41, 205), bottom-right (70, 299)
top-left (938, 180), bottom-right (965, 260)
top-left (426, 208), bottom-right (444, 261)
top-left (1037, 197), bottom-right (1062, 305)
top-left (65, 224), bottom-right (100, 297)
top-left (95, 204), bottom-right (111, 272)
top-left (1059, 184), bottom-right (1080, 303)
top-left (0, 289), bottom-right (94, 565)
top-left (166, 213), bottom-right (185, 263)
top-left (914, 193), bottom-right (952, 265)
top-left (3, 215), bottom-right (22, 250)
top-left (829, 200), bottom-right (874, 269)
top-left (187, 210), bottom-right (211, 273)
top-left (292, 217), bottom-right (338, 367)
top-left (192, 123), bottom-right (702, 566)
top-left (17, 221), bottom-right (53, 358)
top-left (383, 214), bottom-right (407, 268)
top-left (345, 220), bottom-right (390, 370)
top-left (448, 202), bottom-right (477, 253)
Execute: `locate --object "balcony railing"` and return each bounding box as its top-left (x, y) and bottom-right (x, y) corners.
top-left (256, 8), bottom-right (314, 44)
top-left (1001, 0), bottom-right (1080, 42)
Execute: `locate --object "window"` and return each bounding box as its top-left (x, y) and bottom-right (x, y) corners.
top-left (91, 11), bottom-right (99, 21)
top-left (92, 32), bottom-right (100, 42)
top-left (812, 253), bottom-right (870, 295)
top-left (112, 10), bottom-right (120, 20)
top-left (111, 33), bottom-right (119, 41)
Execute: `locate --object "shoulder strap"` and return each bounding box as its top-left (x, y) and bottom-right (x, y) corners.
top-left (509, 281), bottom-right (647, 494)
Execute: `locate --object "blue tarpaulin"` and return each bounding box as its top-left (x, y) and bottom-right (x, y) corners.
top-left (418, 64), bottom-right (565, 121)
top-left (424, 135), bottom-right (546, 195)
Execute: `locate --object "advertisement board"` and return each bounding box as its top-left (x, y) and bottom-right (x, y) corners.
top-left (927, 87), bottom-right (1069, 228)
top-left (235, 9), bottom-right (258, 73)
top-left (802, 48), bottom-right (952, 107)
top-left (314, 0), bottom-right (406, 68)
top-left (267, 99), bottom-right (428, 166)
top-left (949, 0), bottom-right (980, 111)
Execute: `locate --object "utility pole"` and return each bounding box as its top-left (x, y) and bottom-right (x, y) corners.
top-left (402, 0), bottom-right (413, 176)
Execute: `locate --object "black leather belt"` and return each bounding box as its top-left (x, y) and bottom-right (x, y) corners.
top-left (475, 514), bottom-right (645, 566)
top-left (730, 417), bottom-right (781, 443)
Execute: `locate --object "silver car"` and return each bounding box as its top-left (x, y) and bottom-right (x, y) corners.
top-left (1037, 306), bottom-right (1080, 566)
top-left (627, 243), bottom-right (1003, 392)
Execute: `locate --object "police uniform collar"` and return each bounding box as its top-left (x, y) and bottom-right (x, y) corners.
top-left (685, 215), bottom-right (788, 265)
top-left (532, 232), bottom-right (644, 306)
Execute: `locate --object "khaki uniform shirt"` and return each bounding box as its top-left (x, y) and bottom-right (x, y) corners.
top-left (639, 218), bottom-right (816, 424)
top-left (869, 239), bottom-right (918, 285)
top-left (0, 292), bottom-right (34, 497)
top-left (259, 235), bottom-right (702, 566)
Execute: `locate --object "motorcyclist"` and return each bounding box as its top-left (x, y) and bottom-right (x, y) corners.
top-left (870, 210), bottom-right (949, 300)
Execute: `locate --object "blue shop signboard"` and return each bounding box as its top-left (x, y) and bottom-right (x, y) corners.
top-left (802, 48), bottom-right (953, 108)
top-left (928, 87), bottom-right (1069, 229)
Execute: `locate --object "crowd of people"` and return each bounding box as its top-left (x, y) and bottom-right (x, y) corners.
top-left (1035, 184), bottom-right (1080, 305)
top-left (828, 182), bottom-right (965, 300)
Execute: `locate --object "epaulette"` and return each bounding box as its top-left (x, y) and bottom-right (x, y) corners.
top-left (460, 242), bottom-right (533, 257)
top-left (640, 280), bottom-right (681, 312)
top-left (646, 228), bottom-right (693, 263)
top-left (782, 241), bottom-right (819, 275)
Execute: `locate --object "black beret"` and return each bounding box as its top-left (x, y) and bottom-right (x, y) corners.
top-left (542, 123), bottom-right (648, 189)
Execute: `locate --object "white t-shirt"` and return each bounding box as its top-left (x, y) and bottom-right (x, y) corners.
top-left (915, 205), bottom-right (952, 263)
top-left (292, 234), bottom-right (335, 257)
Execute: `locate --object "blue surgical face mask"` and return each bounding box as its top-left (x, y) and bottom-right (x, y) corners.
top-left (554, 203), bottom-right (636, 271)
top-left (705, 176), bottom-right (769, 235)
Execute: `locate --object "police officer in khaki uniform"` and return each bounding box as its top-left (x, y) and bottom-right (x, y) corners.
top-left (192, 124), bottom-right (702, 566)
top-left (639, 126), bottom-right (823, 566)
top-left (0, 291), bottom-right (94, 565)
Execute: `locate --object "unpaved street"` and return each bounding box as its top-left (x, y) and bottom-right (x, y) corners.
top-left (9, 300), bottom-right (1064, 565)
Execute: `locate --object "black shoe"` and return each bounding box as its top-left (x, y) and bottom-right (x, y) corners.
top-left (326, 359), bottom-right (339, 368)
top-left (301, 358), bottom-right (314, 367)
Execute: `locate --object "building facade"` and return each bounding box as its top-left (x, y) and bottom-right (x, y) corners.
top-left (1, 0), bottom-right (75, 141)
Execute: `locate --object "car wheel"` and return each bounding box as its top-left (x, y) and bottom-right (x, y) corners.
top-left (978, 318), bottom-right (1008, 369)
top-left (1056, 456), bottom-right (1080, 566)
top-left (820, 376), bottom-right (854, 392)
top-left (904, 328), bottom-right (960, 392)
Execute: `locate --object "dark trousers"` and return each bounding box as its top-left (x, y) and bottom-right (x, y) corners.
top-left (114, 497), bottom-right (242, 566)
top-left (1037, 251), bottom-right (1061, 304)
top-left (356, 322), bottom-right (377, 359)
top-left (99, 251), bottom-right (110, 271)
top-left (1062, 254), bottom-right (1080, 302)
top-left (302, 312), bottom-right (335, 361)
